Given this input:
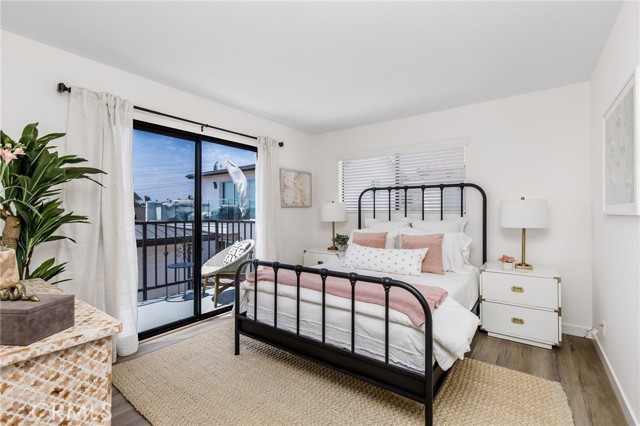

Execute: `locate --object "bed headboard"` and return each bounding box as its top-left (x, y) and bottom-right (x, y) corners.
top-left (357, 183), bottom-right (487, 263)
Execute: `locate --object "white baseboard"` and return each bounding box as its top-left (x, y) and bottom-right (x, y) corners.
top-left (562, 322), bottom-right (590, 337)
top-left (592, 334), bottom-right (639, 426)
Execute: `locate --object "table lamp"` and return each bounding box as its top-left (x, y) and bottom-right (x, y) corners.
top-left (499, 197), bottom-right (549, 270)
top-left (320, 201), bottom-right (347, 250)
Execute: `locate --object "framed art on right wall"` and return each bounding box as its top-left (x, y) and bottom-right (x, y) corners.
top-left (603, 67), bottom-right (639, 215)
top-left (279, 168), bottom-right (312, 208)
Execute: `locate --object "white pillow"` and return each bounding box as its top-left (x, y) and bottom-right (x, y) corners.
top-left (343, 243), bottom-right (427, 277)
top-left (411, 217), bottom-right (467, 233)
top-left (365, 217), bottom-right (412, 231)
top-left (398, 227), bottom-right (472, 272)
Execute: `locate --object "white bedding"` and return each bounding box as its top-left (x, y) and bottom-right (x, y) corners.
top-left (320, 260), bottom-right (479, 311)
top-left (239, 259), bottom-right (480, 373)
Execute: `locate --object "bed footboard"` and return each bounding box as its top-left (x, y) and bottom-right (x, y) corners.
top-left (234, 259), bottom-right (435, 426)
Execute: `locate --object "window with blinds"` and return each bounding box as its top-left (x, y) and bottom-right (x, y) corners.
top-left (339, 145), bottom-right (466, 212)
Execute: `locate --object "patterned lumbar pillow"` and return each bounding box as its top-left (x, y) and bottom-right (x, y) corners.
top-left (342, 243), bottom-right (427, 276)
top-left (223, 241), bottom-right (251, 265)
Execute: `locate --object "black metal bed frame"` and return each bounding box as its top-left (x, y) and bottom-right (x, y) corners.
top-left (234, 183), bottom-right (487, 426)
top-left (358, 182), bottom-right (487, 263)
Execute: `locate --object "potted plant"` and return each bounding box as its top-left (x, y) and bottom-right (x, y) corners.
top-left (0, 123), bottom-right (104, 283)
top-left (333, 234), bottom-right (349, 251)
top-left (498, 254), bottom-right (516, 271)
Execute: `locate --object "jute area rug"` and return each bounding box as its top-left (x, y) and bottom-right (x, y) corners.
top-left (113, 323), bottom-right (574, 426)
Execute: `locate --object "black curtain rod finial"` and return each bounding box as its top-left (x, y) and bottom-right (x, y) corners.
top-left (57, 82), bottom-right (71, 93)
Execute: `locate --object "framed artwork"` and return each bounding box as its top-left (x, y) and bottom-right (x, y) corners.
top-left (280, 169), bottom-right (312, 208)
top-left (603, 67), bottom-right (639, 215)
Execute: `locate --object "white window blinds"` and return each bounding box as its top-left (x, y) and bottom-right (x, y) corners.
top-left (339, 145), bottom-right (466, 212)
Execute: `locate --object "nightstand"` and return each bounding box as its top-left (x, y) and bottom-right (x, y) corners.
top-left (303, 248), bottom-right (344, 267)
top-left (480, 262), bottom-right (562, 349)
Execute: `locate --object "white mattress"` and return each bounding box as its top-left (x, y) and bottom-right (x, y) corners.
top-left (239, 260), bottom-right (480, 373)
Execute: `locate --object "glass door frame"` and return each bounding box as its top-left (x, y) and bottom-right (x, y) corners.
top-left (134, 120), bottom-right (257, 340)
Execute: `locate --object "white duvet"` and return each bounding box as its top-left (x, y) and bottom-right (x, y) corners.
top-left (239, 260), bottom-right (480, 372)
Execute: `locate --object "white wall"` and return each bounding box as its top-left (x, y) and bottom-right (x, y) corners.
top-left (0, 31), bottom-right (315, 264)
top-left (311, 83), bottom-right (592, 336)
top-left (590, 1), bottom-right (640, 423)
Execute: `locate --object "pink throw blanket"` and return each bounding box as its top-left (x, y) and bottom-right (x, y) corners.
top-left (247, 268), bottom-right (448, 327)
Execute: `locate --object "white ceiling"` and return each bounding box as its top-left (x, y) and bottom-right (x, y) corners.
top-left (1, 1), bottom-right (622, 134)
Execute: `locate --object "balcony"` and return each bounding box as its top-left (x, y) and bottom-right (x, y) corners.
top-left (135, 219), bottom-right (255, 332)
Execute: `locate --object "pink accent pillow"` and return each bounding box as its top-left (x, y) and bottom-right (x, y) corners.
top-left (400, 234), bottom-right (445, 275)
top-left (351, 231), bottom-right (387, 249)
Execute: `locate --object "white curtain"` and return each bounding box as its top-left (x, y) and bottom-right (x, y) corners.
top-left (57, 87), bottom-right (138, 359)
top-left (255, 137), bottom-right (283, 260)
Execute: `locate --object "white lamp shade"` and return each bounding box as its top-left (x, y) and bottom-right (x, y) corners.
top-left (500, 199), bottom-right (549, 229)
top-left (320, 202), bottom-right (347, 222)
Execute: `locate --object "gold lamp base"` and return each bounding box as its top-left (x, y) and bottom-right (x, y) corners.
top-left (327, 221), bottom-right (338, 251)
top-left (518, 228), bottom-right (534, 270)
top-left (515, 263), bottom-right (533, 270)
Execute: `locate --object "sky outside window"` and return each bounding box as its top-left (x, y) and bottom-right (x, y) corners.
top-left (133, 129), bottom-right (256, 202)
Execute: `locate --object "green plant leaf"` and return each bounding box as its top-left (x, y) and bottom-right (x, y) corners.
top-left (36, 132), bottom-right (65, 145)
top-left (0, 131), bottom-right (13, 146)
top-left (18, 122), bottom-right (39, 146)
top-left (29, 257), bottom-right (68, 282)
top-left (1, 123), bottom-right (105, 281)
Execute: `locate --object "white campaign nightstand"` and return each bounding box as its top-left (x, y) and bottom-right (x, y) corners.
top-left (303, 248), bottom-right (344, 267)
top-left (480, 262), bottom-right (562, 349)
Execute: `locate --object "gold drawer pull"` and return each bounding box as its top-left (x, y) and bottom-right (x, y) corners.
top-left (511, 317), bottom-right (524, 325)
top-left (317, 260), bottom-right (324, 265)
top-left (511, 286), bottom-right (524, 293)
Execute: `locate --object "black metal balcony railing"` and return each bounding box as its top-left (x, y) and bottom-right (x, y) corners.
top-left (135, 219), bottom-right (255, 303)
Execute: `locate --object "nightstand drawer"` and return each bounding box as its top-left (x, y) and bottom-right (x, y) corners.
top-left (482, 272), bottom-right (558, 310)
top-left (303, 250), bottom-right (340, 267)
top-left (482, 302), bottom-right (559, 344)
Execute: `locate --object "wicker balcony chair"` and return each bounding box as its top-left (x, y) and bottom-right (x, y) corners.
top-left (202, 239), bottom-right (255, 308)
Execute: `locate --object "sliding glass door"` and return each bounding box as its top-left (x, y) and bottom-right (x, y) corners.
top-left (200, 141), bottom-right (256, 315)
top-left (133, 121), bottom-right (256, 338)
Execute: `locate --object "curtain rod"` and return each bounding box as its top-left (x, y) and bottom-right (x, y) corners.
top-left (56, 83), bottom-right (284, 147)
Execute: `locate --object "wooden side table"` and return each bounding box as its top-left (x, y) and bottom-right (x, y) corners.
top-left (0, 279), bottom-right (122, 425)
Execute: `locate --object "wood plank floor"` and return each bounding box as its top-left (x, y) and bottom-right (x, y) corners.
top-left (112, 316), bottom-right (627, 426)
top-left (468, 332), bottom-right (627, 426)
